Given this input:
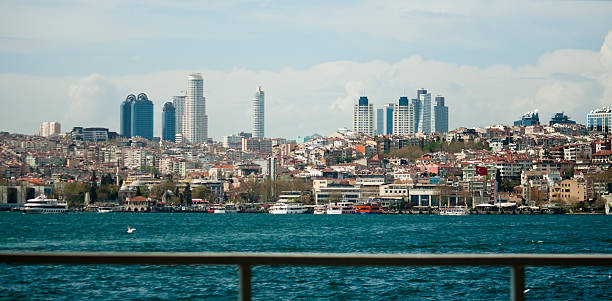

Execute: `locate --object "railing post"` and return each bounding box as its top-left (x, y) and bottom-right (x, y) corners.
top-left (510, 265), bottom-right (525, 301)
top-left (239, 264), bottom-right (252, 301)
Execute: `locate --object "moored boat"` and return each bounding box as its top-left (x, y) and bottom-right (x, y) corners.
top-left (439, 206), bottom-right (469, 216)
top-left (23, 195), bottom-right (68, 214)
top-left (355, 203), bottom-right (381, 214)
top-left (313, 204), bottom-right (327, 214)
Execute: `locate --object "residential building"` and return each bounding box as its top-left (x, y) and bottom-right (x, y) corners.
top-left (39, 122), bottom-right (61, 137)
top-left (587, 106), bottom-right (612, 133)
top-left (433, 96), bottom-right (449, 133)
top-left (353, 96), bottom-right (374, 136)
top-left (183, 73), bottom-right (208, 144)
top-left (550, 179), bottom-right (586, 204)
top-left (252, 86), bottom-right (265, 138)
top-left (223, 135), bottom-right (243, 149)
top-left (162, 102), bottom-right (176, 142)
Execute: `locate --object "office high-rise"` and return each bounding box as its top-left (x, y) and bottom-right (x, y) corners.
top-left (120, 94), bottom-right (136, 137)
top-left (376, 108), bottom-right (384, 135)
top-left (131, 93), bottom-right (154, 140)
top-left (252, 86), bottom-right (265, 138)
top-left (587, 106), bottom-right (612, 133)
top-left (382, 103), bottom-right (394, 135)
top-left (392, 97), bottom-right (414, 135)
top-left (433, 96), bottom-right (449, 133)
top-left (172, 95), bottom-right (185, 134)
top-left (353, 96), bottom-right (374, 136)
top-left (183, 73), bottom-right (208, 144)
top-left (162, 102), bottom-right (176, 142)
top-left (417, 89), bottom-right (432, 133)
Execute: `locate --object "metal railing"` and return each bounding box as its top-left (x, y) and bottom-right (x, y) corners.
top-left (2, 252), bottom-right (612, 301)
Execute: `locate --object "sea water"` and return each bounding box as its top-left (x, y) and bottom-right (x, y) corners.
top-left (1, 213), bottom-right (611, 300)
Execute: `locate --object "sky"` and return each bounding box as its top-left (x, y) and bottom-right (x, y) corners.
top-left (1, 0), bottom-right (612, 140)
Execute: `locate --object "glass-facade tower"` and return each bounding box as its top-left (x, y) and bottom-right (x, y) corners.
top-left (433, 96), bottom-right (449, 133)
top-left (162, 102), bottom-right (176, 142)
top-left (131, 93), bottom-right (154, 140)
top-left (252, 86), bottom-right (265, 138)
top-left (120, 94), bottom-right (136, 138)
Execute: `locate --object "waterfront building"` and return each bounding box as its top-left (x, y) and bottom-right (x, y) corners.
top-left (417, 89), bottom-right (432, 133)
top-left (392, 97), bottom-right (415, 135)
top-left (353, 96), bottom-right (374, 136)
top-left (549, 112), bottom-right (576, 126)
top-left (131, 93), bottom-right (154, 140)
top-left (252, 86), bottom-right (265, 138)
top-left (162, 102), bottom-right (176, 142)
top-left (39, 122), bottom-right (61, 137)
top-left (514, 110), bottom-right (540, 126)
top-left (587, 106), bottom-right (612, 133)
top-left (433, 96), bottom-right (449, 133)
top-left (183, 73), bottom-right (208, 144)
top-left (172, 95), bottom-right (185, 135)
top-left (120, 94), bottom-right (136, 138)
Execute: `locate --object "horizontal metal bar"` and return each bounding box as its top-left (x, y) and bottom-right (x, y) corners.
top-left (1, 252), bottom-right (612, 267)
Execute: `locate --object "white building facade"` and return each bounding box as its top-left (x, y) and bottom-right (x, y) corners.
top-left (392, 96), bottom-right (415, 135)
top-left (252, 86), bottom-right (265, 138)
top-left (353, 96), bottom-right (374, 136)
top-left (182, 73), bottom-right (208, 144)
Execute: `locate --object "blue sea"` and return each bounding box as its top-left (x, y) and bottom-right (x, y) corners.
top-left (1, 213), bottom-right (611, 300)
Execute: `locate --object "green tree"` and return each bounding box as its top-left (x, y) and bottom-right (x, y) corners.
top-left (63, 182), bottom-right (89, 208)
top-left (89, 171), bottom-right (98, 202)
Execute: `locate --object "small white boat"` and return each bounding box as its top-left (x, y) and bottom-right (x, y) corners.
top-left (439, 206), bottom-right (469, 216)
top-left (269, 202), bottom-right (307, 214)
top-left (127, 226), bottom-right (136, 233)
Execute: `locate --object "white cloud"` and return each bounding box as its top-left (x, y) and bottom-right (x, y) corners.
top-left (2, 31), bottom-right (612, 139)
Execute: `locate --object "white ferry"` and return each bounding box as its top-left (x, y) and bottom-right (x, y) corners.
top-left (269, 192), bottom-right (308, 214)
top-left (313, 204), bottom-right (327, 214)
top-left (326, 202), bottom-right (356, 214)
top-left (439, 206), bottom-right (469, 216)
top-left (211, 204), bottom-right (238, 214)
top-left (23, 195), bottom-right (68, 214)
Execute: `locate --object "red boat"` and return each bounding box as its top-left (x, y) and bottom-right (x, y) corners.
top-left (355, 203), bottom-right (381, 214)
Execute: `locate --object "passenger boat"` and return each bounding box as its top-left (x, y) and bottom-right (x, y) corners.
top-left (313, 204), bottom-right (327, 214)
top-left (269, 202), bottom-right (307, 214)
top-left (355, 203), bottom-right (381, 214)
top-left (211, 204), bottom-right (238, 214)
top-left (439, 206), bottom-right (470, 216)
top-left (23, 195), bottom-right (68, 214)
top-left (326, 202), bottom-right (356, 214)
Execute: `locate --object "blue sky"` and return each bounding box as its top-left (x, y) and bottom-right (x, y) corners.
top-left (1, 0), bottom-right (612, 139)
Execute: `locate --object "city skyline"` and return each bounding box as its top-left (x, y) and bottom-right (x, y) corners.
top-left (1, 2), bottom-right (612, 139)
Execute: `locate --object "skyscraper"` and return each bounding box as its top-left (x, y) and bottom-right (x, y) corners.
top-left (120, 94), bottom-right (136, 138)
top-left (252, 86), bottom-right (265, 138)
top-left (353, 96), bottom-right (374, 136)
top-left (183, 73), bottom-right (208, 144)
top-left (131, 93), bottom-right (154, 140)
top-left (382, 103), bottom-right (394, 135)
top-left (376, 108), bottom-right (383, 135)
top-left (172, 95), bottom-right (185, 134)
top-left (162, 102), bottom-right (176, 142)
top-left (417, 89), bottom-right (432, 133)
top-left (433, 96), bottom-right (449, 133)
top-left (392, 97), bottom-right (414, 135)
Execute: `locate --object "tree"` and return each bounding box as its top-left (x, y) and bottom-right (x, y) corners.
top-left (184, 183), bottom-right (192, 206)
top-left (63, 182), bottom-right (89, 208)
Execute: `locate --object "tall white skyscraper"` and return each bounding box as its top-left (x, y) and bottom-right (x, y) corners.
top-left (182, 73), bottom-right (208, 144)
top-left (392, 97), bottom-right (414, 135)
top-left (353, 96), bottom-right (374, 136)
top-left (252, 86), bottom-right (265, 138)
